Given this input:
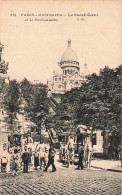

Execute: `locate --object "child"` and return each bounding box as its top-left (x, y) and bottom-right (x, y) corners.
top-left (12, 156), bottom-right (19, 176)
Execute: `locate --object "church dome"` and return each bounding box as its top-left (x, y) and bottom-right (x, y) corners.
top-left (61, 40), bottom-right (79, 62)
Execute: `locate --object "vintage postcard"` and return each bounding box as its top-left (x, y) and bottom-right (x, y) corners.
top-left (0, 0), bottom-right (122, 194)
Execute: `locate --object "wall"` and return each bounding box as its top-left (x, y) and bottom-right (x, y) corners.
top-left (92, 130), bottom-right (103, 154)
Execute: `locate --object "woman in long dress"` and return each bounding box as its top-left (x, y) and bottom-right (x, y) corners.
top-left (34, 149), bottom-right (39, 170)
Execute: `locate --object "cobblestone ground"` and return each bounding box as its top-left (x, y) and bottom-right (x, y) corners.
top-left (0, 167), bottom-right (121, 195)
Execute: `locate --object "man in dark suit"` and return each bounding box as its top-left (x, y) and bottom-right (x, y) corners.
top-left (22, 146), bottom-right (30, 173)
top-left (44, 145), bottom-right (56, 172)
top-left (76, 143), bottom-right (84, 170)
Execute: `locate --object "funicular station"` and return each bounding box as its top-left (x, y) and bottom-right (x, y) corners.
top-left (48, 121), bottom-right (93, 168)
top-left (58, 125), bottom-right (92, 168)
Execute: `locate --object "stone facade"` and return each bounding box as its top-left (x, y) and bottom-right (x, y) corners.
top-left (48, 40), bottom-right (85, 95)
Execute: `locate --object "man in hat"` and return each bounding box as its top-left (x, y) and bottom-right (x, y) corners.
top-left (22, 146), bottom-right (30, 173)
top-left (44, 145), bottom-right (56, 172)
top-left (76, 143), bottom-right (84, 170)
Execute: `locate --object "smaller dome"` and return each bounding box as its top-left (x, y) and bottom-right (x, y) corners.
top-left (54, 65), bottom-right (63, 75)
top-left (61, 40), bottom-right (78, 62)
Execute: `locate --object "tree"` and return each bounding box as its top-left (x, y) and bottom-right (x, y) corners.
top-left (56, 65), bottom-right (121, 154)
top-left (20, 80), bottom-right (49, 143)
top-left (3, 80), bottom-right (21, 129)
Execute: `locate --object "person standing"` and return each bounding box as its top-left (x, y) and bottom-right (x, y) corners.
top-left (12, 156), bottom-right (19, 176)
top-left (76, 143), bottom-right (84, 170)
top-left (0, 146), bottom-right (11, 173)
top-left (39, 147), bottom-right (46, 169)
top-left (67, 141), bottom-right (74, 167)
top-left (28, 148), bottom-right (32, 169)
top-left (44, 145), bottom-right (56, 172)
top-left (22, 146), bottom-right (30, 173)
top-left (34, 149), bottom-right (39, 170)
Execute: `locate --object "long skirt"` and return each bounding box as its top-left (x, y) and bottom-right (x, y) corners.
top-left (34, 157), bottom-right (39, 167)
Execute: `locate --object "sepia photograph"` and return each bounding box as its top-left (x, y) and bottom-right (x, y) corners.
top-left (0, 0), bottom-right (122, 194)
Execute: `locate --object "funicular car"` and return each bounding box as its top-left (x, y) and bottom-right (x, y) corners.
top-left (8, 132), bottom-right (24, 159)
top-left (59, 130), bottom-right (76, 165)
top-left (59, 125), bottom-right (92, 167)
top-left (6, 132), bottom-right (23, 172)
top-left (59, 132), bottom-right (69, 163)
top-left (8, 131), bottom-right (30, 150)
top-left (8, 132), bottom-right (22, 148)
top-left (75, 125), bottom-right (92, 167)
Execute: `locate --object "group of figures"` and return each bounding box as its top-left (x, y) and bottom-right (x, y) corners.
top-left (0, 131), bottom-right (93, 176)
top-left (59, 138), bottom-right (92, 170)
top-left (22, 144), bottom-right (56, 174)
top-left (0, 133), bottom-right (57, 176)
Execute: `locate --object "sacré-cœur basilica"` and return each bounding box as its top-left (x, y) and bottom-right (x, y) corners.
top-left (47, 39), bottom-right (87, 96)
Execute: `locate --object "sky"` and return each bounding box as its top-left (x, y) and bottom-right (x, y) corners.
top-left (0, 1), bottom-right (122, 84)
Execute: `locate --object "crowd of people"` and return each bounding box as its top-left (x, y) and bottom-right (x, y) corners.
top-left (0, 133), bottom-right (57, 176)
top-left (1, 132), bottom-right (88, 176)
top-left (3, 130), bottom-right (117, 176)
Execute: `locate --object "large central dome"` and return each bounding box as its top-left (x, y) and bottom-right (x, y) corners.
top-left (61, 40), bottom-right (78, 62)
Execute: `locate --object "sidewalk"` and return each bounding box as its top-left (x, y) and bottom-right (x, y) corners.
top-left (91, 159), bottom-right (122, 172)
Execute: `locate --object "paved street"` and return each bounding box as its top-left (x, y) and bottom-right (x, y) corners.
top-left (0, 167), bottom-right (121, 195)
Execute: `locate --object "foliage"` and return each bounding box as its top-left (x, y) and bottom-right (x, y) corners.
top-left (3, 78), bottom-right (49, 133)
top-left (56, 65), bottom-right (121, 146)
top-left (20, 79), bottom-right (49, 129)
top-left (3, 80), bottom-right (21, 125)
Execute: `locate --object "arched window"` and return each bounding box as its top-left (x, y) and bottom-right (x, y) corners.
top-left (68, 69), bottom-right (70, 74)
top-left (71, 69), bottom-right (72, 75)
top-left (65, 70), bottom-right (66, 75)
